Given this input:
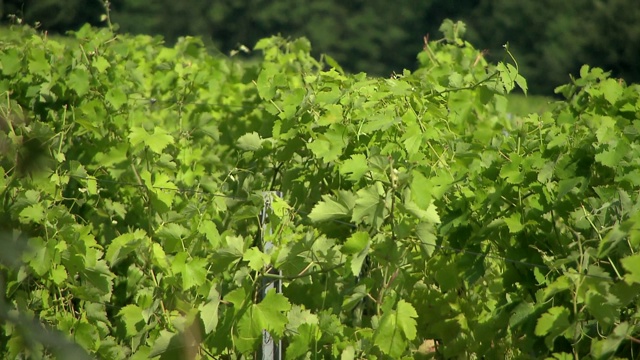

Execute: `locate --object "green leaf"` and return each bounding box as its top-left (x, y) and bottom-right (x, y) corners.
top-left (542, 276), bottom-right (571, 301)
top-left (601, 78), bottom-right (623, 105)
top-left (51, 265), bottom-right (68, 285)
top-left (85, 302), bottom-right (109, 324)
top-left (556, 177), bottom-right (584, 201)
top-left (256, 64), bottom-right (277, 100)
top-left (128, 126), bottom-right (148, 148)
top-left (105, 87), bottom-right (127, 110)
top-left (105, 229), bottom-right (147, 267)
top-left (405, 201), bottom-right (441, 224)
top-left (19, 203), bottom-right (45, 224)
top-left (235, 289), bottom-right (291, 352)
top-left (435, 261), bottom-right (460, 292)
top-left (151, 172), bottom-right (178, 208)
top-left (0, 48), bottom-right (22, 75)
top-left (26, 237), bottom-right (52, 276)
top-left (147, 127), bottom-right (174, 154)
top-left (243, 247), bottom-right (270, 271)
top-left (318, 104), bottom-right (343, 125)
top-left (621, 253), bottom-right (640, 284)
top-left (324, 54), bottom-right (344, 74)
top-left (403, 130), bottom-right (423, 158)
top-left (534, 306), bottom-right (570, 338)
top-left (515, 74), bottom-right (528, 95)
top-left (339, 154), bottom-right (368, 182)
top-left (307, 126), bottom-right (349, 162)
top-left (590, 322), bottom-right (629, 359)
top-left (397, 300), bottom-right (418, 340)
top-left (550, 353), bottom-right (573, 360)
top-left (373, 300), bottom-right (418, 358)
top-left (73, 321), bottom-right (98, 352)
top-left (509, 301), bottom-right (534, 327)
top-left (285, 323), bottom-right (319, 358)
top-left (198, 220), bottom-right (221, 248)
top-left (499, 156), bottom-right (524, 184)
top-left (352, 185), bottom-right (383, 227)
top-left (225, 287), bottom-right (248, 309)
top-left (448, 72), bottom-right (463, 88)
top-left (585, 291), bottom-right (619, 327)
top-left (258, 290), bottom-right (292, 333)
top-left (81, 260), bottom-right (114, 301)
top-left (182, 257), bottom-right (208, 290)
top-left (598, 224), bottom-right (626, 258)
top-left (118, 304), bottom-right (146, 337)
top-left (270, 196), bottom-right (291, 219)
top-left (28, 48), bottom-right (50, 76)
top-left (308, 195), bottom-right (350, 222)
top-left (594, 116), bottom-right (617, 143)
top-left (341, 346), bottom-right (355, 360)
top-left (410, 171), bottom-right (432, 208)
top-left (237, 132), bottom-right (264, 151)
top-left (149, 330), bottom-right (188, 359)
top-left (503, 213), bottom-right (524, 233)
top-left (416, 222), bottom-right (437, 257)
top-left (68, 67), bottom-right (91, 97)
top-left (350, 246), bottom-right (370, 277)
top-left (342, 231), bottom-right (369, 255)
top-left (199, 287), bottom-right (220, 335)
top-left (152, 243), bottom-right (171, 271)
top-left (92, 56), bottom-right (110, 73)
top-left (286, 306), bottom-right (318, 337)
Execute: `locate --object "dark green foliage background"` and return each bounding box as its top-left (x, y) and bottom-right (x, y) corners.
top-left (2, 18), bottom-right (640, 359)
top-left (2, 0), bottom-right (639, 95)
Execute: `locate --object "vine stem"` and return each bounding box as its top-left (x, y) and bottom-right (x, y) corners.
top-left (261, 262), bottom-right (345, 281)
top-left (149, 269), bottom-right (171, 327)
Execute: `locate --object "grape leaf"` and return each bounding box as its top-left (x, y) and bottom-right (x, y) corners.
top-left (147, 127), bottom-right (174, 154)
top-left (19, 203), bottom-right (45, 224)
top-left (243, 247), bottom-right (270, 271)
top-left (92, 56), bottom-right (110, 73)
top-left (181, 257), bottom-right (208, 290)
top-left (339, 154), bottom-right (368, 181)
top-left (237, 132), bottom-right (264, 151)
top-left (68, 67), bottom-right (90, 97)
top-left (0, 48), bottom-right (22, 75)
top-left (199, 300), bottom-right (220, 335)
top-left (504, 213), bottom-right (524, 233)
top-left (601, 78), bottom-right (623, 105)
top-left (621, 253), bottom-right (640, 284)
top-left (105, 87), bottom-right (127, 110)
top-left (590, 322), bottom-right (629, 359)
top-left (416, 222), bottom-right (437, 257)
top-left (308, 195), bottom-right (350, 222)
top-left (118, 304), bottom-right (146, 337)
top-left (148, 330), bottom-right (188, 359)
top-left (235, 290), bottom-right (291, 353)
top-left (352, 185), bottom-right (383, 227)
top-left (534, 306), bottom-right (570, 343)
top-left (105, 229), bottom-right (147, 267)
top-left (373, 300), bottom-right (418, 358)
top-left (342, 231), bottom-right (369, 255)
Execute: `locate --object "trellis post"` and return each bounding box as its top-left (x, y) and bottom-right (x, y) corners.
top-left (260, 191), bottom-right (283, 360)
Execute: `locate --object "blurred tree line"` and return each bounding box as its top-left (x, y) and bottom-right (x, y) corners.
top-left (2, 0), bottom-right (639, 95)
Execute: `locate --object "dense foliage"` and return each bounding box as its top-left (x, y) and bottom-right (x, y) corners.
top-left (3, 0), bottom-right (640, 94)
top-left (2, 20), bottom-right (640, 359)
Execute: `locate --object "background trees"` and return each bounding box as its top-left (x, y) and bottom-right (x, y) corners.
top-left (2, 0), bottom-right (639, 95)
top-left (463, 0), bottom-right (640, 94)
